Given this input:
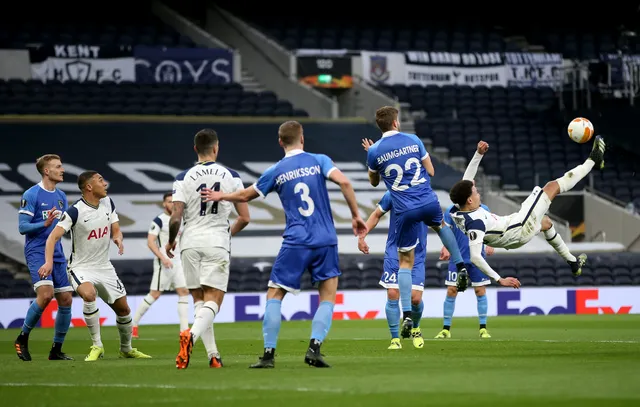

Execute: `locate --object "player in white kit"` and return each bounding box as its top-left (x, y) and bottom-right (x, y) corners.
top-left (448, 136), bottom-right (606, 284)
top-left (169, 129), bottom-right (250, 369)
top-left (39, 171), bottom-right (151, 361)
top-left (132, 192), bottom-right (190, 338)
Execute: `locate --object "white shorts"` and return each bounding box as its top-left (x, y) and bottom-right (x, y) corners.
top-left (503, 186), bottom-right (552, 249)
top-left (150, 260), bottom-right (187, 292)
top-left (181, 247), bottom-right (230, 292)
top-left (68, 265), bottom-right (126, 305)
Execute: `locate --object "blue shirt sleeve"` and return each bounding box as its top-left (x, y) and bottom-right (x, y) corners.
top-left (254, 164), bottom-right (278, 197)
top-left (378, 192), bottom-right (392, 213)
top-left (312, 154), bottom-right (337, 178)
top-left (366, 144), bottom-right (378, 172)
top-left (480, 204), bottom-right (490, 211)
top-left (408, 134), bottom-right (428, 160)
top-left (18, 213), bottom-right (44, 235)
top-left (18, 188), bottom-right (37, 218)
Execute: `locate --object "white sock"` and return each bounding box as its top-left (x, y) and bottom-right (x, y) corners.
top-left (556, 159), bottom-right (594, 193)
top-left (177, 295), bottom-right (189, 332)
top-left (193, 301), bottom-right (215, 357)
top-left (544, 226), bottom-right (576, 262)
top-left (83, 301), bottom-right (103, 348)
top-left (116, 314), bottom-right (133, 353)
top-left (133, 294), bottom-right (156, 326)
top-left (191, 301), bottom-right (218, 344)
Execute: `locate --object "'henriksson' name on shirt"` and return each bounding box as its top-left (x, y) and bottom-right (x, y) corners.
top-left (275, 165), bottom-right (321, 186)
top-left (376, 145), bottom-right (420, 165)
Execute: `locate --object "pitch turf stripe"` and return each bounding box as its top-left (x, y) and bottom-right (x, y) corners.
top-left (0, 383), bottom-right (345, 393)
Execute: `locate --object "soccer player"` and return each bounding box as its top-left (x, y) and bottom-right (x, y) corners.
top-left (131, 192), bottom-right (189, 338)
top-left (365, 106), bottom-right (470, 338)
top-left (357, 191), bottom-right (426, 349)
top-left (200, 120), bottom-right (367, 368)
top-left (39, 171), bottom-right (151, 361)
top-left (436, 141), bottom-right (495, 339)
top-left (170, 129), bottom-right (250, 369)
top-left (15, 154), bottom-right (73, 361)
top-left (447, 136), bottom-right (607, 285)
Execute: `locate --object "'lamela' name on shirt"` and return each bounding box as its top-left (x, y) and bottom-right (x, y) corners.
top-left (189, 167), bottom-right (227, 181)
top-left (376, 144), bottom-right (420, 165)
top-left (275, 165), bottom-right (321, 186)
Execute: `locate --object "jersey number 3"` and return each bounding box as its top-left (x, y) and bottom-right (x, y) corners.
top-left (196, 182), bottom-right (220, 216)
top-left (294, 182), bottom-right (315, 217)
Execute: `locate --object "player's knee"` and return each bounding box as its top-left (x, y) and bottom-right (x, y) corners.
top-left (149, 290), bottom-right (161, 300)
top-left (474, 286), bottom-right (486, 296)
top-left (56, 291), bottom-right (73, 306)
top-left (115, 305), bottom-right (131, 317)
top-left (542, 181), bottom-right (560, 200)
top-left (38, 288), bottom-right (55, 304)
top-left (446, 286), bottom-right (458, 297)
top-left (411, 291), bottom-right (422, 305)
top-left (387, 288), bottom-right (399, 301)
top-left (541, 215), bottom-right (553, 231)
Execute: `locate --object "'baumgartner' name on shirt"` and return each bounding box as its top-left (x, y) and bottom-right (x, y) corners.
top-left (376, 144), bottom-right (420, 165)
top-left (275, 165), bottom-right (322, 186)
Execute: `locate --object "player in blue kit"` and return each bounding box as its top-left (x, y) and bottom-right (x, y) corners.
top-left (201, 121), bottom-right (367, 368)
top-left (365, 106), bottom-right (470, 337)
top-left (358, 191), bottom-right (426, 349)
top-left (14, 154), bottom-right (73, 361)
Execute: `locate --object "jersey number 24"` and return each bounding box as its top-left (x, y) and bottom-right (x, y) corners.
top-left (196, 182), bottom-right (220, 216)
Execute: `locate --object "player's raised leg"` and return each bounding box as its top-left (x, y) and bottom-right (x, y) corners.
top-left (540, 216), bottom-right (588, 276)
top-left (432, 220), bottom-right (470, 292)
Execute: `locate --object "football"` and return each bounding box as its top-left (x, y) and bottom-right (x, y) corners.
top-left (567, 117), bottom-right (595, 143)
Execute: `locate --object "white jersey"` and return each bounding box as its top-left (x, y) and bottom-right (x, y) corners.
top-left (148, 212), bottom-right (182, 262)
top-left (58, 197), bottom-right (118, 270)
top-left (172, 161), bottom-right (243, 252)
top-left (449, 206), bottom-right (519, 249)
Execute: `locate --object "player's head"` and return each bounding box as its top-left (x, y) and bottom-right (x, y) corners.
top-left (449, 180), bottom-right (481, 210)
top-left (36, 154), bottom-right (64, 183)
top-left (78, 171), bottom-right (108, 199)
top-left (375, 106), bottom-right (400, 133)
top-left (162, 192), bottom-right (173, 214)
top-left (194, 129), bottom-right (219, 158)
top-left (278, 121), bottom-right (304, 149)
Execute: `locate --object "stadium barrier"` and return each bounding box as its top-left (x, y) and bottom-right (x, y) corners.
top-left (0, 287), bottom-right (636, 329)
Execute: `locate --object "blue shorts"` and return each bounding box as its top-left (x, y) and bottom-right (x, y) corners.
top-left (395, 201), bottom-right (443, 251)
top-left (269, 245), bottom-right (341, 293)
top-left (445, 262), bottom-right (491, 287)
top-left (27, 258), bottom-right (72, 293)
top-left (379, 257), bottom-right (425, 291)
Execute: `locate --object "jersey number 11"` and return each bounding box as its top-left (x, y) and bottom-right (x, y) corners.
top-left (196, 182), bottom-right (221, 216)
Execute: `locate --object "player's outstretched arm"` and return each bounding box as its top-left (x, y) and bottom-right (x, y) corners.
top-left (38, 226), bottom-right (65, 278)
top-left (111, 222), bottom-right (124, 255)
top-left (358, 207), bottom-right (385, 254)
top-left (468, 237), bottom-right (520, 288)
top-left (462, 141), bottom-right (489, 181)
top-left (201, 186), bottom-right (259, 203)
top-left (231, 202), bottom-right (250, 236)
top-left (328, 169), bottom-right (368, 237)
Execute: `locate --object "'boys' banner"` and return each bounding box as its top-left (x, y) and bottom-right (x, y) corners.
top-left (134, 46), bottom-right (233, 84)
top-left (28, 44), bottom-right (135, 83)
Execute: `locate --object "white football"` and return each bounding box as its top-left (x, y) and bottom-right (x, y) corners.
top-left (567, 117), bottom-right (594, 143)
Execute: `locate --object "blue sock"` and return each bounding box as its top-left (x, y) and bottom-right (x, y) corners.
top-left (411, 300), bottom-right (424, 328)
top-left (21, 301), bottom-right (44, 335)
top-left (385, 299), bottom-right (400, 339)
top-left (398, 268), bottom-right (412, 312)
top-left (437, 227), bottom-right (464, 266)
top-left (311, 301), bottom-right (334, 343)
top-left (262, 299), bottom-right (282, 349)
top-left (443, 296), bottom-right (456, 328)
top-left (53, 306), bottom-right (72, 344)
top-left (477, 295), bottom-right (488, 326)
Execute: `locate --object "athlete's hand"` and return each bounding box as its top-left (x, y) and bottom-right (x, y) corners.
top-left (165, 241), bottom-right (176, 259)
top-left (477, 141), bottom-right (489, 155)
top-left (439, 247), bottom-right (451, 261)
top-left (200, 188), bottom-right (223, 202)
top-left (113, 237), bottom-right (124, 255)
top-left (357, 237), bottom-right (369, 254)
top-left (38, 262), bottom-right (53, 279)
top-left (44, 207), bottom-right (60, 227)
top-left (361, 138), bottom-right (375, 152)
top-left (498, 277), bottom-right (520, 289)
top-left (161, 257), bottom-right (173, 269)
top-left (486, 246), bottom-right (495, 256)
top-left (352, 216), bottom-right (368, 237)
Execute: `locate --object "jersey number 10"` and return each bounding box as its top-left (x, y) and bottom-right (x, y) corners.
top-left (196, 182), bottom-right (221, 216)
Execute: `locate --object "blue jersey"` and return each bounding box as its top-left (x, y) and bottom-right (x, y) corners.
top-left (444, 204), bottom-right (489, 262)
top-left (367, 131), bottom-right (438, 213)
top-left (378, 191), bottom-right (426, 263)
top-left (254, 150), bottom-right (337, 248)
top-left (19, 183), bottom-right (68, 262)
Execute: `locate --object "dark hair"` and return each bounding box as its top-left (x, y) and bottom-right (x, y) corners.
top-left (375, 106), bottom-right (399, 132)
top-left (449, 180), bottom-right (474, 207)
top-left (163, 192), bottom-right (172, 201)
top-left (78, 170), bottom-right (99, 191)
top-left (278, 121), bottom-right (303, 146)
top-left (36, 154), bottom-right (61, 176)
top-left (194, 129), bottom-right (219, 154)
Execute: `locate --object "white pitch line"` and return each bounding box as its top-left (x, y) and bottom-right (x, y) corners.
top-left (349, 338), bottom-right (640, 343)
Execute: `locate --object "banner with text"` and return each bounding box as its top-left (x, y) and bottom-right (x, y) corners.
top-left (504, 52), bottom-right (564, 88)
top-left (0, 286), bottom-right (636, 329)
top-left (134, 46), bottom-right (233, 84)
top-left (28, 44), bottom-right (135, 83)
